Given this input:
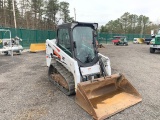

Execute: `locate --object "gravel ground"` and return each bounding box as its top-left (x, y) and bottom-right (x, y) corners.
top-left (0, 44), bottom-right (160, 120)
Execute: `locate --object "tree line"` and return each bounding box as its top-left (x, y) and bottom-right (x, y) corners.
top-left (0, 0), bottom-right (73, 30)
top-left (100, 12), bottom-right (160, 35)
top-left (0, 1), bottom-right (159, 34)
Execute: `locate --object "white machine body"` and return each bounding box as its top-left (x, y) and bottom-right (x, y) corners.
top-left (46, 39), bottom-right (111, 89)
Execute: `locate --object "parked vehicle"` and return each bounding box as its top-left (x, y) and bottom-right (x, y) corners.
top-left (133, 38), bottom-right (139, 44)
top-left (112, 36), bottom-right (128, 46)
top-left (150, 29), bottom-right (160, 53)
top-left (133, 38), bottom-right (144, 44)
top-left (144, 38), bottom-right (152, 45)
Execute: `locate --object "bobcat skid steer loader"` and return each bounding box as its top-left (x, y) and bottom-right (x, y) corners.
top-left (46, 22), bottom-right (142, 120)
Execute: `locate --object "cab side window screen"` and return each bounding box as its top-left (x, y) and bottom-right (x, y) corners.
top-left (58, 29), bottom-right (72, 56)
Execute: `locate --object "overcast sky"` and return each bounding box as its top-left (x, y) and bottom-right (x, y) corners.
top-left (59, 0), bottom-right (160, 26)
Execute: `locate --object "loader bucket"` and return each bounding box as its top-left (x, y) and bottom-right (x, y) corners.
top-left (75, 74), bottom-right (142, 120)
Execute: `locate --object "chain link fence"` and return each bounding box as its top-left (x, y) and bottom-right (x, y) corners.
top-left (0, 27), bottom-right (56, 48)
top-left (0, 27), bottom-right (151, 48)
top-left (98, 33), bottom-right (151, 44)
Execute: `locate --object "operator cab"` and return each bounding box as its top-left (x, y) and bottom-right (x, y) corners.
top-left (57, 22), bottom-right (99, 67)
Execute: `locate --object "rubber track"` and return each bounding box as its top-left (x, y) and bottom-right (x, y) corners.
top-left (49, 61), bottom-right (75, 96)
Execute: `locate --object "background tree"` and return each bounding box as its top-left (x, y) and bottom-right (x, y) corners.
top-left (46, 0), bottom-right (59, 30)
top-left (59, 1), bottom-right (73, 23)
top-left (100, 12), bottom-right (157, 35)
top-left (0, 0), bottom-right (159, 33)
top-left (19, 0), bottom-right (32, 28)
top-left (31, 0), bottom-right (44, 29)
top-left (6, 0), bottom-right (20, 27)
top-left (0, 0), bottom-right (6, 26)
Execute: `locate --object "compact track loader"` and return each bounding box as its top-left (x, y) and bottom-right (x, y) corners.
top-left (46, 22), bottom-right (142, 120)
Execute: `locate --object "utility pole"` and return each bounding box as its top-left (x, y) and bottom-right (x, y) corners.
top-left (141, 16), bottom-right (144, 38)
top-left (12, 0), bottom-right (17, 29)
top-left (74, 8), bottom-right (76, 21)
